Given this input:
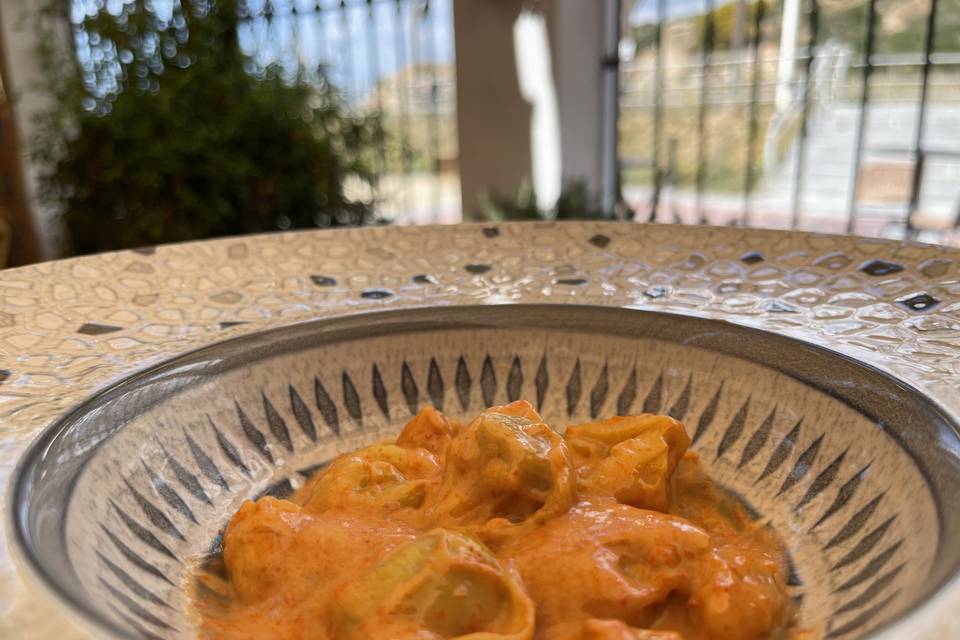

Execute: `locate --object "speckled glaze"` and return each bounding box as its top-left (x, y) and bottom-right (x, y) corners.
top-left (3, 222), bottom-right (960, 640)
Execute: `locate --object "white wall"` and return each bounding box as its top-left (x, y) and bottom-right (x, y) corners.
top-left (551, 0), bottom-right (605, 205)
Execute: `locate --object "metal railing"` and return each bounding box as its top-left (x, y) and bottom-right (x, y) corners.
top-left (616, 0), bottom-right (960, 242)
top-left (230, 0), bottom-right (460, 223)
top-left (66, 0), bottom-right (959, 238)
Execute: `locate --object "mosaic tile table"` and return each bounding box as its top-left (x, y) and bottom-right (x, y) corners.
top-left (2, 222), bottom-right (959, 639)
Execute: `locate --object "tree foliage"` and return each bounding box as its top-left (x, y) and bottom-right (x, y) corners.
top-left (33, 0), bottom-right (383, 255)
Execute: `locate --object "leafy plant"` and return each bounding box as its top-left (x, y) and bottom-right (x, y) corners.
top-left (32, 0), bottom-right (383, 255)
top-left (481, 180), bottom-right (626, 221)
top-left (695, 1), bottom-right (763, 51)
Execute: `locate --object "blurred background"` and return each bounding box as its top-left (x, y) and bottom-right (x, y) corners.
top-left (0, 0), bottom-right (957, 267)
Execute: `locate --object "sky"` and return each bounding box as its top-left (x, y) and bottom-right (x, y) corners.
top-left (630, 0), bottom-right (734, 24)
top-left (71, 0), bottom-right (456, 103)
top-left (71, 0), bottom-right (731, 105)
top-left (236, 0), bottom-right (455, 102)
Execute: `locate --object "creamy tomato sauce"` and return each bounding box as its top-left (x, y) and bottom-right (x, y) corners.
top-left (193, 401), bottom-right (799, 640)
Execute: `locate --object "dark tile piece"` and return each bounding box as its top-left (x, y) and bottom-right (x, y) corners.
top-left (78, 323), bottom-right (123, 335)
top-left (859, 259), bottom-right (904, 277)
top-left (310, 275), bottom-right (337, 287)
top-left (896, 292), bottom-right (940, 312)
top-left (588, 234), bottom-right (611, 248)
top-left (360, 289), bottom-right (393, 300)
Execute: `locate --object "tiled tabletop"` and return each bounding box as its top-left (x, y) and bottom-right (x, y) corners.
top-left (2, 222), bottom-right (959, 639)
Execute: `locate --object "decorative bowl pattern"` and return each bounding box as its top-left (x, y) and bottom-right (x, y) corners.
top-left (5, 222), bottom-right (960, 640)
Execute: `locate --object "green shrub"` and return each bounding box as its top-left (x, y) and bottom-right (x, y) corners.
top-left (481, 180), bottom-right (623, 221)
top-left (32, 0), bottom-right (383, 255)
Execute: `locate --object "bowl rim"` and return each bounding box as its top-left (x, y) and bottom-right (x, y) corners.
top-left (8, 303), bottom-right (960, 640)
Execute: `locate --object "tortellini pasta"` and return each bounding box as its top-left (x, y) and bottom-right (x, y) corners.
top-left (427, 402), bottom-right (576, 543)
top-left (568, 619), bottom-right (683, 640)
top-left (330, 528), bottom-right (534, 640)
top-left (297, 442), bottom-right (441, 513)
top-left (395, 404), bottom-right (462, 455)
top-left (220, 496), bottom-right (417, 609)
top-left (199, 402), bottom-right (797, 640)
top-left (565, 415), bottom-right (690, 512)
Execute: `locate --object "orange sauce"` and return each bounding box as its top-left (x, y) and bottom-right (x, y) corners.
top-left (193, 401), bottom-right (798, 639)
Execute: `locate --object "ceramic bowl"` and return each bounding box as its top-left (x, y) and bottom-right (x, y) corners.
top-left (10, 304), bottom-right (960, 639)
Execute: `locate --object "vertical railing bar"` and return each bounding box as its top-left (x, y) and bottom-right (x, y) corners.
top-left (340, 0), bottom-right (359, 106)
top-left (667, 139), bottom-right (678, 222)
top-left (600, 0), bottom-right (621, 217)
top-left (845, 0), bottom-right (878, 234)
top-left (302, 3), bottom-right (318, 76)
top-left (366, 0), bottom-right (385, 221)
top-left (695, 0), bottom-right (715, 224)
top-left (394, 0), bottom-right (414, 221)
top-left (320, 2), bottom-right (338, 95)
top-left (789, 0), bottom-right (818, 229)
top-left (281, 2), bottom-right (292, 79)
top-left (255, 4), bottom-right (269, 73)
top-left (907, 0), bottom-right (938, 236)
top-left (742, 0), bottom-right (766, 226)
top-left (648, 0), bottom-right (666, 222)
top-left (293, 3), bottom-right (307, 76)
top-left (422, 0), bottom-right (442, 223)
top-left (433, 0), bottom-right (452, 223)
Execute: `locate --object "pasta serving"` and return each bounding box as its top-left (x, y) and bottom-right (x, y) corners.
top-left (194, 401), bottom-right (800, 639)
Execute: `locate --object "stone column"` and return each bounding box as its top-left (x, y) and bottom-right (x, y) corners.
top-left (550, 0), bottom-right (606, 208)
top-left (0, 0), bottom-right (72, 260)
top-left (0, 0), bottom-right (49, 262)
top-left (453, 0), bottom-right (610, 220)
top-left (452, 0), bottom-right (532, 221)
